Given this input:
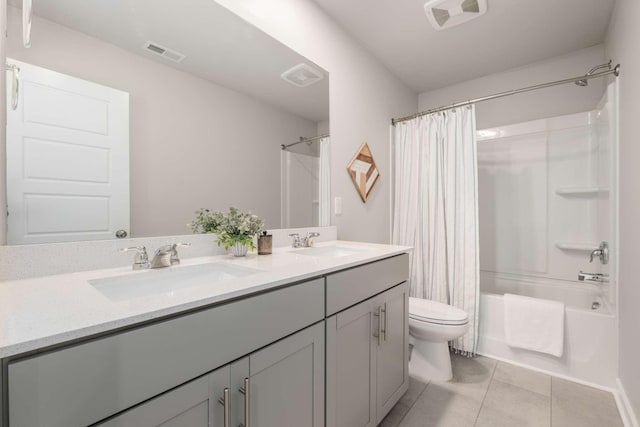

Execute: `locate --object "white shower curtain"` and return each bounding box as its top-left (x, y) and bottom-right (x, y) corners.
top-left (318, 137), bottom-right (331, 226)
top-left (392, 106), bottom-right (480, 355)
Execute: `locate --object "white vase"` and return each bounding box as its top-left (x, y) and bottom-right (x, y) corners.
top-left (230, 242), bottom-right (249, 257)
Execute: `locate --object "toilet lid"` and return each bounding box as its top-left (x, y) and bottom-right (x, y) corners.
top-left (409, 297), bottom-right (469, 325)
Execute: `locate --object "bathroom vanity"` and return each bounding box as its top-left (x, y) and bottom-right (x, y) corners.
top-left (0, 242), bottom-right (410, 427)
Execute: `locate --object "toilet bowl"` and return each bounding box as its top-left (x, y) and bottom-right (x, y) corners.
top-left (408, 297), bottom-right (469, 382)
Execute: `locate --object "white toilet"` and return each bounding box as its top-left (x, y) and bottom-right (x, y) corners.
top-left (408, 297), bottom-right (469, 382)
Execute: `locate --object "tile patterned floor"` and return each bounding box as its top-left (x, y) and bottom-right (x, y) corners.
top-left (380, 354), bottom-right (624, 427)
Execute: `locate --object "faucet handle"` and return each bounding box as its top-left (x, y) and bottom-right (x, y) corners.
top-left (170, 242), bottom-right (191, 265)
top-left (120, 246), bottom-right (149, 270)
top-left (289, 233), bottom-right (302, 248)
top-left (304, 231), bottom-right (320, 247)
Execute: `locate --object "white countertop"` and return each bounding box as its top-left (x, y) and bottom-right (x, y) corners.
top-left (0, 241), bottom-right (410, 358)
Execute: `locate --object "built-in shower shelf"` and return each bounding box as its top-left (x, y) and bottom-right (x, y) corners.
top-left (554, 241), bottom-right (599, 251)
top-left (555, 187), bottom-right (609, 197)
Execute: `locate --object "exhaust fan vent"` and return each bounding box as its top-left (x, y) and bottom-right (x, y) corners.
top-left (281, 64), bottom-right (324, 88)
top-left (424, 0), bottom-right (487, 31)
top-left (143, 41), bottom-right (186, 63)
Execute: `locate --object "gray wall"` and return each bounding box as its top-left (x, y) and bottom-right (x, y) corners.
top-left (216, 0), bottom-right (419, 244)
top-left (5, 6), bottom-right (317, 236)
top-left (418, 45), bottom-right (606, 130)
top-left (606, 0), bottom-right (640, 421)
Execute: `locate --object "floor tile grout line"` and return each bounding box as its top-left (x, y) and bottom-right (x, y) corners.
top-left (489, 377), bottom-right (552, 399)
top-left (473, 359), bottom-right (498, 426)
top-left (394, 380), bottom-right (430, 426)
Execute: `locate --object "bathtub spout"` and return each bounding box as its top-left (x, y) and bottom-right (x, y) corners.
top-left (578, 271), bottom-right (609, 283)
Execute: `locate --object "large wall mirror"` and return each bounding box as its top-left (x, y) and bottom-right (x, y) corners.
top-left (3, 0), bottom-right (330, 245)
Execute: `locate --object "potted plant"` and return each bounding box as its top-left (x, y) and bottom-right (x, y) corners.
top-left (189, 207), bottom-right (264, 257)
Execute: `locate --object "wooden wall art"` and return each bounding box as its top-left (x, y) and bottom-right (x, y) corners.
top-left (347, 142), bottom-right (380, 202)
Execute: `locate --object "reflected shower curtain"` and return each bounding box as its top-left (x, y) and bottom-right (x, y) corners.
top-left (391, 106), bottom-right (480, 355)
top-left (318, 137), bottom-right (331, 226)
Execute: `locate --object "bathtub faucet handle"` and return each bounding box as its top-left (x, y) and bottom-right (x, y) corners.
top-left (589, 241), bottom-right (609, 264)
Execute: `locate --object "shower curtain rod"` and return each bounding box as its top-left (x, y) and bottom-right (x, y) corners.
top-left (281, 133), bottom-right (330, 150)
top-left (391, 64), bottom-right (620, 126)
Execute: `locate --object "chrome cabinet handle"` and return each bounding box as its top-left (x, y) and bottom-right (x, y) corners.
top-left (239, 377), bottom-right (250, 427)
top-left (217, 387), bottom-right (230, 427)
top-left (381, 303), bottom-right (387, 342)
top-left (373, 306), bottom-right (382, 346)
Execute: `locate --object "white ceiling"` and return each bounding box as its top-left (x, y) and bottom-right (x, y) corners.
top-left (12, 0), bottom-right (329, 123)
top-left (313, 0), bottom-right (616, 93)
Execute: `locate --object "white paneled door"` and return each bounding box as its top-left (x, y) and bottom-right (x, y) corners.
top-left (6, 59), bottom-right (130, 244)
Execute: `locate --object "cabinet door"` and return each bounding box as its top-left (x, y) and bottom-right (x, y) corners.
top-left (99, 370), bottom-right (227, 427)
top-left (374, 282), bottom-right (410, 423)
top-left (326, 298), bottom-right (377, 427)
top-left (248, 322), bottom-right (325, 427)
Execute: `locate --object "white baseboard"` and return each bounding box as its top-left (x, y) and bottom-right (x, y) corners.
top-left (616, 378), bottom-right (639, 427)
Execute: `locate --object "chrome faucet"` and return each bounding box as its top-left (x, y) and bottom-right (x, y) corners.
top-left (289, 232), bottom-right (321, 248)
top-left (589, 241), bottom-right (609, 264)
top-left (578, 271), bottom-right (609, 283)
top-left (150, 243), bottom-right (191, 268)
top-left (121, 243), bottom-right (190, 270)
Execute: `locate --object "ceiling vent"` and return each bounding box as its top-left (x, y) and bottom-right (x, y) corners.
top-left (281, 64), bottom-right (324, 88)
top-left (143, 41), bottom-right (186, 63)
top-left (424, 0), bottom-right (487, 31)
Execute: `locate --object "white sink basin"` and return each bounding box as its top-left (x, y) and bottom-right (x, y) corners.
top-left (293, 245), bottom-right (374, 258)
top-left (90, 263), bottom-right (262, 301)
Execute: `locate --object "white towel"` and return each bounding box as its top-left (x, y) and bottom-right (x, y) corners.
top-left (504, 293), bottom-right (565, 357)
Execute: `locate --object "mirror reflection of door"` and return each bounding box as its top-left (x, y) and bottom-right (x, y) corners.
top-left (6, 59), bottom-right (130, 244)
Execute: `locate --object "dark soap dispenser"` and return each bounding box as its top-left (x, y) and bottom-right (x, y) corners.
top-left (258, 231), bottom-right (272, 255)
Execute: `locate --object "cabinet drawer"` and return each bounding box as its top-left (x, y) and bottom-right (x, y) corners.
top-left (8, 278), bottom-right (324, 427)
top-left (326, 254), bottom-right (409, 316)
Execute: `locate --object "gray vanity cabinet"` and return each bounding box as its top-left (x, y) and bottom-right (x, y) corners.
top-left (99, 367), bottom-right (230, 427)
top-left (99, 321), bottom-right (324, 427)
top-left (249, 321), bottom-right (325, 427)
top-left (326, 282), bottom-right (409, 427)
top-left (326, 297), bottom-right (377, 427)
top-left (374, 283), bottom-right (409, 420)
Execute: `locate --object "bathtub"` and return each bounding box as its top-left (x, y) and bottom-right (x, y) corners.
top-left (477, 272), bottom-right (617, 389)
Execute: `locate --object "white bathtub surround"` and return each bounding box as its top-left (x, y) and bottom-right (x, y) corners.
top-left (477, 92), bottom-right (618, 302)
top-left (391, 105), bottom-right (480, 356)
top-left (0, 226), bottom-right (337, 281)
top-left (478, 272), bottom-right (617, 388)
top-left (503, 293), bottom-right (565, 357)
